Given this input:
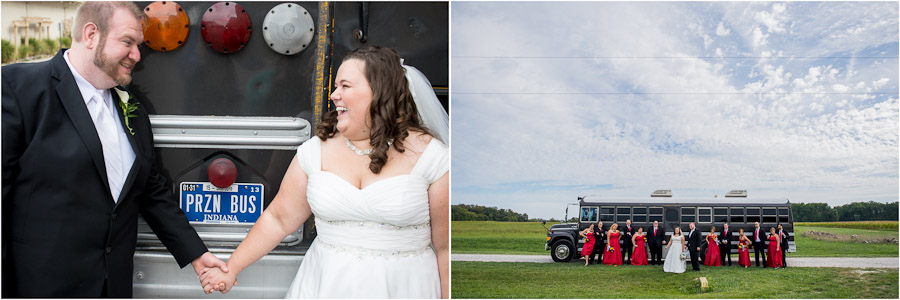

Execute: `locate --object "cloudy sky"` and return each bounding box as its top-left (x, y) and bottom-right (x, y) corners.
top-left (450, 2), bottom-right (899, 219)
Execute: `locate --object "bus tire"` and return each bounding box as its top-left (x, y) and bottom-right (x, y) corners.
top-left (551, 240), bottom-right (575, 262)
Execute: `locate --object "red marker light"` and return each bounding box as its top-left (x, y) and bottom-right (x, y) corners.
top-left (207, 158), bottom-right (237, 188)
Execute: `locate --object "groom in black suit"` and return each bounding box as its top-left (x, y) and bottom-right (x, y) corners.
top-left (686, 222), bottom-right (701, 271)
top-left (2, 2), bottom-right (227, 297)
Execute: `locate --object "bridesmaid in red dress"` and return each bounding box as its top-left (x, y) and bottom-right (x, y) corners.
top-left (704, 226), bottom-right (721, 266)
top-left (738, 228), bottom-right (751, 268)
top-left (766, 227), bottom-right (783, 268)
top-left (603, 224), bottom-right (623, 266)
top-left (631, 227), bottom-right (649, 266)
top-left (580, 224), bottom-right (596, 266)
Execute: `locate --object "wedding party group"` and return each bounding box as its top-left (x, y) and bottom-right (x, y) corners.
top-left (579, 220), bottom-right (789, 273)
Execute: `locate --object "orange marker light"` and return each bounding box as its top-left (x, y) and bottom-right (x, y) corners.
top-left (142, 1), bottom-right (190, 52)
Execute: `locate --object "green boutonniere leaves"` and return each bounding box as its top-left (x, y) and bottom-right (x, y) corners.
top-left (114, 87), bottom-right (139, 135)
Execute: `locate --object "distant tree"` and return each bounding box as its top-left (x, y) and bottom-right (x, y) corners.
top-left (792, 203), bottom-right (837, 222)
top-left (835, 201), bottom-right (899, 221)
top-left (451, 204), bottom-right (528, 221)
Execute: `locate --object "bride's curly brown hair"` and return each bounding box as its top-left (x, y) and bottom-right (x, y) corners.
top-left (316, 46), bottom-right (431, 174)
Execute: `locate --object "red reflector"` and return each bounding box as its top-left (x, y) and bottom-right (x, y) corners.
top-left (207, 158), bottom-right (237, 188)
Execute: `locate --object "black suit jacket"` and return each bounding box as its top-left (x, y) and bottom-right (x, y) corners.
top-left (779, 230), bottom-right (789, 250)
top-left (686, 229), bottom-right (701, 249)
top-left (647, 226), bottom-right (665, 247)
top-left (718, 228), bottom-right (732, 247)
top-left (751, 227), bottom-right (766, 244)
top-left (622, 225), bottom-right (635, 246)
top-left (2, 49), bottom-right (208, 297)
top-left (594, 226), bottom-right (607, 248)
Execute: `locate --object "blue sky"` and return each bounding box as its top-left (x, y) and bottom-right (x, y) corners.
top-left (450, 2), bottom-right (899, 219)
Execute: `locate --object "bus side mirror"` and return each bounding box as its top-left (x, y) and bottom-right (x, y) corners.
top-left (542, 220), bottom-right (546, 225)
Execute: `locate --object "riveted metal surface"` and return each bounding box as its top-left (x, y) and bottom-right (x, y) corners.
top-left (142, 1), bottom-right (190, 52)
top-left (262, 3), bottom-right (315, 55)
top-left (200, 2), bottom-right (252, 54)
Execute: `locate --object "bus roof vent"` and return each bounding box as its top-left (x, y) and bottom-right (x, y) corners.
top-left (725, 190), bottom-right (748, 197)
top-left (650, 190), bottom-right (672, 197)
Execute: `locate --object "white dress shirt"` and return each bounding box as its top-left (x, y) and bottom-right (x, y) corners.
top-left (64, 50), bottom-right (136, 203)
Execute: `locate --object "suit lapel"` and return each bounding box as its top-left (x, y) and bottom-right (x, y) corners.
top-left (111, 88), bottom-right (141, 208)
top-left (51, 51), bottom-right (113, 204)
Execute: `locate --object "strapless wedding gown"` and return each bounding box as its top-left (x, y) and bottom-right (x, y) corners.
top-left (663, 236), bottom-right (686, 273)
top-left (284, 137), bottom-right (448, 298)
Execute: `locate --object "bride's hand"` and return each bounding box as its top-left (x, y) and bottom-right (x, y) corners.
top-left (200, 266), bottom-right (238, 294)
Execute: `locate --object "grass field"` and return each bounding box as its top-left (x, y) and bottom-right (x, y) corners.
top-left (451, 261), bottom-right (899, 298)
top-left (451, 221), bottom-right (900, 257)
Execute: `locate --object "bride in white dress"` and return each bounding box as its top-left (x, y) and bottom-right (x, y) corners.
top-left (199, 46), bottom-right (449, 298)
top-left (663, 227), bottom-right (686, 273)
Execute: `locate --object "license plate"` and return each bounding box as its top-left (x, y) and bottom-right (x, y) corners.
top-left (180, 182), bottom-right (264, 223)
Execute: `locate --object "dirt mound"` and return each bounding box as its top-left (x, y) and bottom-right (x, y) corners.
top-left (802, 231), bottom-right (899, 244)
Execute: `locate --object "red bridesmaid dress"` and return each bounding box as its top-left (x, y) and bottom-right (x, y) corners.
top-left (580, 231), bottom-right (596, 257)
top-left (767, 235), bottom-right (783, 268)
top-left (603, 232), bottom-right (623, 266)
top-left (738, 240), bottom-right (751, 267)
top-left (631, 234), bottom-right (649, 266)
top-left (704, 234), bottom-right (721, 266)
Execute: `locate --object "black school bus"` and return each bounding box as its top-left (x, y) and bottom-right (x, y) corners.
top-left (545, 191), bottom-right (794, 262)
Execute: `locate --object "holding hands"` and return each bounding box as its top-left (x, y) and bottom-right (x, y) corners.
top-left (200, 264), bottom-right (238, 294)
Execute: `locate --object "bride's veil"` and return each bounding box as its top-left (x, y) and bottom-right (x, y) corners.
top-left (404, 65), bottom-right (449, 145)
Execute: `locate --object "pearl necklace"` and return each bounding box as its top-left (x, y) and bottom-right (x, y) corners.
top-left (344, 137), bottom-right (393, 156)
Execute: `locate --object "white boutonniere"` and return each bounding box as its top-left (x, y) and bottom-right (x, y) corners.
top-left (114, 87), bottom-right (138, 135)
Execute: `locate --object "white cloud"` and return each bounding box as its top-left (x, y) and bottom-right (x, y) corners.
top-left (832, 84), bottom-right (848, 92)
top-left (751, 26), bottom-right (769, 48)
top-left (716, 22), bottom-right (731, 36)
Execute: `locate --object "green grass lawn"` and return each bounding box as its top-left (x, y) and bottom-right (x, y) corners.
top-left (451, 221), bottom-right (899, 257)
top-left (451, 261), bottom-right (899, 298)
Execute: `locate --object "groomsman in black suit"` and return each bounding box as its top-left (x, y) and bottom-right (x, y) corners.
top-left (588, 221), bottom-right (606, 264)
top-left (647, 220), bottom-right (666, 265)
top-left (686, 222), bottom-right (701, 271)
top-left (751, 221), bottom-right (767, 267)
top-left (621, 219), bottom-right (635, 264)
top-left (719, 223), bottom-right (733, 266)
top-left (778, 224), bottom-right (789, 268)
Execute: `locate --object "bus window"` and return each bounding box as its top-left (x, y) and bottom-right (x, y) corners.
top-left (616, 207), bottom-right (631, 222)
top-left (681, 207), bottom-right (696, 223)
top-left (665, 208), bottom-right (679, 223)
top-left (580, 206), bottom-right (599, 223)
top-left (763, 207), bottom-right (777, 223)
top-left (650, 207), bottom-right (663, 222)
top-left (698, 207), bottom-right (711, 223)
top-left (633, 207), bottom-right (648, 223)
top-left (746, 207), bottom-right (760, 223)
top-left (779, 208), bottom-right (790, 223)
top-left (714, 207), bottom-right (728, 223)
top-left (730, 207), bottom-right (745, 223)
top-left (600, 206), bottom-right (614, 223)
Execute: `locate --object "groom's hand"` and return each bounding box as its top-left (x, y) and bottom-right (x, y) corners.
top-left (191, 252), bottom-right (228, 291)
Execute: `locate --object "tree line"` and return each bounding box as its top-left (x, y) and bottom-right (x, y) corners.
top-left (453, 201), bottom-right (898, 222)
top-left (451, 204), bottom-right (529, 222)
top-left (792, 201), bottom-right (898, 222)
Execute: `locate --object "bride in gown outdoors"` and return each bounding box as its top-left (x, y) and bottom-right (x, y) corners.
top-left (199, 46), bottom-right (449, 298)
top-left (663, 227), bottom-right (686, 273)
